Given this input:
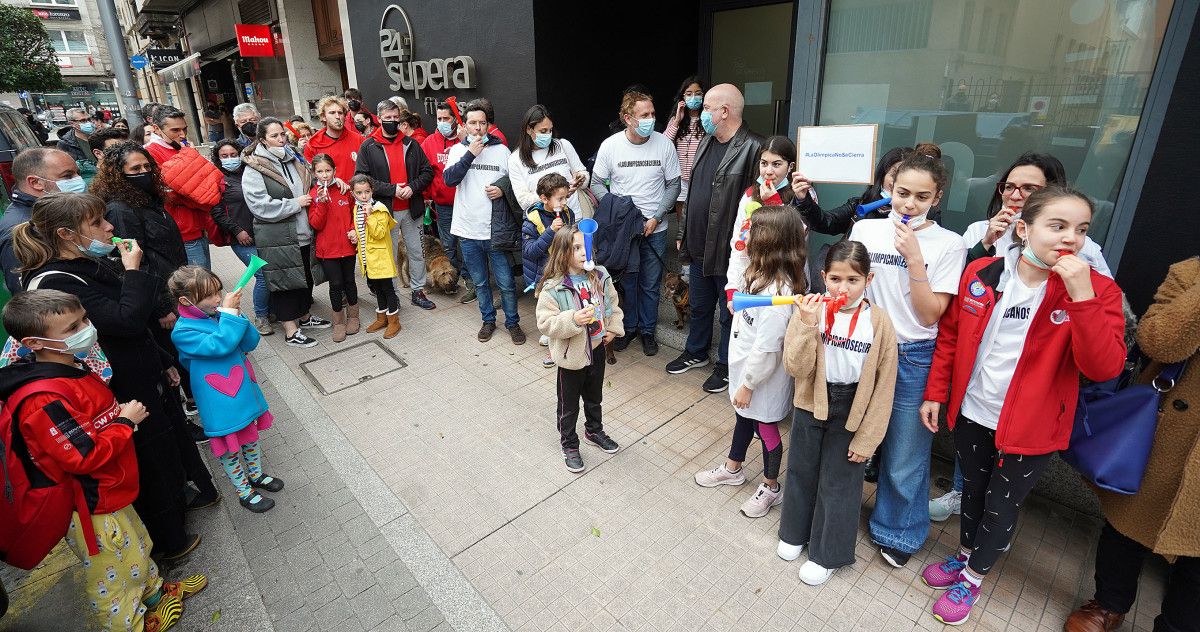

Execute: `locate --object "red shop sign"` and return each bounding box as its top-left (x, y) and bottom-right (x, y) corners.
top-left (235, 24), bottom-right (275, 57)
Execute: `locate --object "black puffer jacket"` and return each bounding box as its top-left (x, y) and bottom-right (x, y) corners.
top-left (489, 176), bottom-right (524, 254)
top-left (104, 197), bottom-right (187, 318)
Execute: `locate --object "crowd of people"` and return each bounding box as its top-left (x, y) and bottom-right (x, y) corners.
top-left (0, 79), bottom-right (1195, 632)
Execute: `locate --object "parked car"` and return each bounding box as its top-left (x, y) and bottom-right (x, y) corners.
top-left (0, 105), bottom-right (42, 196)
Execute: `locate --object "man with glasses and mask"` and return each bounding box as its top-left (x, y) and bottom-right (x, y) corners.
top-left (145, 106), bottom-right (222, 270)
top-left (55, 108), bottom-right (97, 166)
top-left (0, 148), bottom-right (82, 292)
top-left (234, 103), bottom-right (261, 148)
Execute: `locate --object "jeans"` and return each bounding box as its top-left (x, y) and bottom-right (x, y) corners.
top-left (684, 258), bottom-right (733, 365)
top-left (434, 203), bottom-right (469, 284)
top-left (869, 338), bottom-right (937, 554)
top-left (461, 238), bottom-right (518, 328)
top-left (621, 229), bottom-right (667, 336)
top-left (230, 243), bottom-right (269, 318)
top-left (1093, 521), bottom-right (1200, 632)
top-left (183, 236), bottom-right (211, 270)
top-left (390, 210), bottom-right (426, 290)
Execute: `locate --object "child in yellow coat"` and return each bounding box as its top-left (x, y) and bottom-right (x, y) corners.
top-left (348, 175), bottom-right (401, 338)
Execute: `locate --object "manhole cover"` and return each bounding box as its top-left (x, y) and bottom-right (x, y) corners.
top-left (299, 340), bottom-right (406, 395)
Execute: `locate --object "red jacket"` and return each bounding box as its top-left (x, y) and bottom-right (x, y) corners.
top-left (923, 256), bottom-right (1127, 455)
top-left (421, 131), bottom-right (458, 206)
top-left (307, 183), bottom-right (357, 259)
top-left (4, 363), bottom-right (139, 514)
top-left (304, 126), bottom-right (365, 184)
top-left (410, 128), bottom-right (428, 145)
top-left (144, 140), bottom-right (220, 241)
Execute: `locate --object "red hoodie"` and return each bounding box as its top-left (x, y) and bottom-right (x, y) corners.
top-left (304, 126), bottom-right (365, 183)
top-left (307, 182), bottom-right (357, 259)
top-left (421, 131), bottom-right (458, 206)
top-left (923, 256), bottom-right (1126, 455)
top-left (410, 128), bottom-right (428, 145)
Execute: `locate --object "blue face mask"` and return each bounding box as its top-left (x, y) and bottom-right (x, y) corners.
top-left (54, 176), bottom-right (87, 193)
top-left (756, 175), bottom-right (789, 191)
top-left (220, 157), bottom-right (242, 171)
top-left (685, 95), bottom-right (703, 110)
top-left (633, 118), bottom-right (654, 138)
top-left (77, 236), bottom-right (116, 258)
top-left (437, 121), bottom-right (454, 138)
top-left (78, 122), bottom-right (96, 135)
top-left (700, 110), bottom-right (718, 135)
top-left (1021, 245), bottom-right (1051, 270)
top-left (533, 132), bottom-right (553, 149)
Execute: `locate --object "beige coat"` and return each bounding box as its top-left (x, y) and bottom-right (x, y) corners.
top-left (536, 268), bottom-right (624, 371)
top-left (1099, 257), bottom-right (1200, 556)
top-left (783, 302), bottom-right (899, 456)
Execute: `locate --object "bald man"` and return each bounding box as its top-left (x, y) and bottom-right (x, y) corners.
top-left (668, 83), bottom-right (764, 393)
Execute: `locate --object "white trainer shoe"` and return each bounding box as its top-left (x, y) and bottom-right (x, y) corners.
top-left (740, 483), bottom-right (783, 518)
top-left (929, 490), bottom-right (963, 522)
top-left (777, 540), bottom-right (804, 561)
top-left (799, 560), bottom-right (835, 586)
top-left (694, 464), bottom-right (746, 488)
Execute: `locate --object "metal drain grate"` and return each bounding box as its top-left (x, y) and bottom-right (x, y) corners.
top-left (299, 340), bottom-right (407, 395)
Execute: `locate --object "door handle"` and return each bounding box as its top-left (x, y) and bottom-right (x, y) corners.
top-left (773, 99), bottom-right (790, 135)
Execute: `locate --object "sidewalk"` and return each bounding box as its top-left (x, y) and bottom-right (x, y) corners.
top-left (2, 247), bottom-right (1170, 632)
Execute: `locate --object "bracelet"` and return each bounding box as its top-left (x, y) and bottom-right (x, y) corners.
top-left (909, 276), bottom-right (930, 283)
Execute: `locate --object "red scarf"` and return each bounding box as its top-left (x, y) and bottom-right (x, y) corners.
top-left (373, 130), bottom-right (409, 212)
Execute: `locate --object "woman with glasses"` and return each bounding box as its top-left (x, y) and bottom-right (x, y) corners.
top-left (664, 76), bottom-right (707, 223)
top-left (961, 152), bottom-right (1110, 274)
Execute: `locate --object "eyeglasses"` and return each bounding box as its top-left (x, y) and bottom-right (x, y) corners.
top-left (998, 182), bottom-right (1043, 197)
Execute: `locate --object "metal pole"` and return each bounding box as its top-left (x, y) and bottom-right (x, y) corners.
top-left (94, 0), bottom-right (142, 127)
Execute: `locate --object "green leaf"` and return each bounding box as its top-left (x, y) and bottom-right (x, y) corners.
top-left (590, 526), bottom-right (601, 538)
top-left (211, 610), bottom-right (221, 623)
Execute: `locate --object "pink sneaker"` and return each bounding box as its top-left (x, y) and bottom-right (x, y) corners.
top-left (931, 581), bottom-right (982, 626)
top-left (921, 554), bottom-right (968, 589)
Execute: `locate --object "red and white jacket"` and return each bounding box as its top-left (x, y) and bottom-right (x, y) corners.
top-left (923, 255), bottom-right (1126, 455)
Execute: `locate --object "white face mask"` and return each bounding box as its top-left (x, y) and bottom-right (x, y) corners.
top-left (267, 145), bottom-right (287, 159)
top-left (31, 322), bottom-right (98, 355)
top-left (889, 209), bottom-right (927, 229)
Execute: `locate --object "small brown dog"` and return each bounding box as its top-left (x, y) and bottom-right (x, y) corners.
top-left (423, 235), bottom-right (460, 295)
top-left (663, 272), bottom-right (690, 329)
top-left (393, 233), bottom-right (410, 289)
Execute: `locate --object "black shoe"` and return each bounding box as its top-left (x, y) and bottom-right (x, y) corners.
top-left (864, 457), bottom-right (879, 483)
top-left (285, 331), bottom-right (318, 348)
top-left (160, 533), bottom-right (202, 561)
top-left (702, 365), bottom-right (729, 393)
top-left (186, 490), bottom-right (220, 510)
top-left (298, 315), bottom-right (332, 329)
top-left (612, 331), bottom-right (637, 351)
top-left (880, 546), bottom-right (911, 568)
top-left (412, 290), bottom-right (436, 310)
top-left (477, 322), bottom-right (497, 342)
top-left (186, 420), bottom-right (208, 443)
top-left (248, 474), bottom-right (284, 492)
top-left (239, 492), bottom-right (275, 513)
top-left (585, 431), bottom-right (620, 454)
top-left (563, 449), bottom-right (585, 473)
top-left (641, 334), bottom-right (658, 356)
top-left (183, 399), bottom-right (199, 417)
top-left (665, 352), bottom-right (711, 374)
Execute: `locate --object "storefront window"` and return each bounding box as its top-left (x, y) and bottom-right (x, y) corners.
top-left (814, 0), bottom-right (1174, 242)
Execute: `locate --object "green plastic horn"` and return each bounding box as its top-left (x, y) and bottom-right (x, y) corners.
top-left (233, 255), bottom-right (268, 291)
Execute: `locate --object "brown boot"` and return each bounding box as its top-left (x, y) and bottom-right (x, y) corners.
top-left (331, 310), bottom-right (347, 343)
top-left (383, 311), bottom-right (402, 339)
top-left (366, 310), bottom-right (388, 333)
top-left (345, 303), bottom-right (361, 335)
top-left (1065, 601), bottom-right (1125, 632)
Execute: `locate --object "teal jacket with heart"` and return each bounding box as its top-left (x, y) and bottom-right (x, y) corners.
top-left (170, 307), bottom-right (270, 437)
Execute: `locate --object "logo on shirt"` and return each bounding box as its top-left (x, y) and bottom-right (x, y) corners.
top-left (1002, 306), bottom-right (1031, 320)
top-left (350, 151), bottom-right (358, 161)
top-left (437, 151), bottom-right (449, 166)
top-left (969, 280), bottom-right (986, 297)
top-left (1050, 309), bottom-right (1070, 325)
top-left (821, 332), bottom-right (872, 354)
top-left (469, 163), bottom-right (501, 172)
top-left (616, 160), bottom-right (662, 168)
top-left (869, 252), bottom-right (908, 269)
top-left (530, 158), bottom-right (568, 174)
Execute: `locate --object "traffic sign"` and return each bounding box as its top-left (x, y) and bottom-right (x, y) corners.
top-left (130, 55), bottom-right (149, 70)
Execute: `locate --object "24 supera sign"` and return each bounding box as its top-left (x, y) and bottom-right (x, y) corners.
top-left (235, 24), bottom-right (275, 57)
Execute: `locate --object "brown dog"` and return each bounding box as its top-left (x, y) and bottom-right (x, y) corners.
top-left (394, 233), bottom-right (411, 289)
top-left (663, 272), bottom-right (690, 329)
top-left (423, 235), bottom-right (460, 295)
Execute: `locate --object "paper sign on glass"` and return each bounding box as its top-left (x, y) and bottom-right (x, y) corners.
top-left (796, 124), bottom-right (878, 184)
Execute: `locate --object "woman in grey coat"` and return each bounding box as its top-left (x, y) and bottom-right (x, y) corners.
top-left (241, 117), bottom-right (329, 348)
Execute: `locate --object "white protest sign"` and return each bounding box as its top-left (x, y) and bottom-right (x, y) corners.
top-left (796, 124), bottom-right (878, 184)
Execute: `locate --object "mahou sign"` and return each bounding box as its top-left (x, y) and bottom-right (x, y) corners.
top-left (235, 24), bottom-right (275, 57)
top-left (378, 5), bottom-right (477, 99)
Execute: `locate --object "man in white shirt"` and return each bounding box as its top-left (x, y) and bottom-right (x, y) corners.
top-left (591, 92), bottom-right (682, 357)
top-left (444, 102), bottom-right (526, 345)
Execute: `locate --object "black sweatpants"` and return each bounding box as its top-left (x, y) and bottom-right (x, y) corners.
top-left (557, 342), bottom-right (606, 450)
top-left (320, 256), bottom-right (358, 308)
top-left (1093, 521), bottom-right (1200, 632)
top-left (779, 383), bottom-right (863, 568)
top-left (368, 277), bottom-right (399, 313)
top-left (954, 416), bottom-right (1052, 575)
top-left (728, 414), bottom-right (784, 480)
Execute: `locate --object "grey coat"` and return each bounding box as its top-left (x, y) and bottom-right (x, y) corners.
top-left (241, 143), bottom-right (322, 292)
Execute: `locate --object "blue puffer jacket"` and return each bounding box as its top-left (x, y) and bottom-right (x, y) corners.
top-left (521, 203), bottom-right (576, 287)
top-left (171, 308), bottom-right (269, 437)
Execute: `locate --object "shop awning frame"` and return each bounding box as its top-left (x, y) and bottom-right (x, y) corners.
top-left (156, 52), bottom-right (202, 83)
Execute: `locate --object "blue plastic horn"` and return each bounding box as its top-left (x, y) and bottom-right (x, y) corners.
top-left (855, 196), bottom-right (891, 217)
top-left (578, 218), bottom-right (598, 271)
top-left (731, 292), bottom-right (797, 311)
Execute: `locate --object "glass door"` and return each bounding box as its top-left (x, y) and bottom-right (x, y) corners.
top-left (710, 3), bottom-right (795, 136)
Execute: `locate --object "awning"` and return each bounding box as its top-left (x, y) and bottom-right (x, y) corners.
top-left (156, 52), bottom-right (202, 83)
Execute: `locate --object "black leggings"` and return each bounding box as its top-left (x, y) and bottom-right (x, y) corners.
top-left (368, 277), bottom-right (399, 313)
top-left (320, 256), bottom-right (358, 309)
top-left (954, 416), bottom-right (1052, 575)
top-left (1093, 521), bottom-right (1200, 632)
top-left (729, 413), bottom-right (784, 480)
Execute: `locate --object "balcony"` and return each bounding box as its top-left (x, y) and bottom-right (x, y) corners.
top-left (134, 0), bottom-right (196, 12)
top-left (134, 10), bottom-right (178, 41)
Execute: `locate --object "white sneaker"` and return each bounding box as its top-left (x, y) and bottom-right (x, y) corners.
top-left (740, 483), bottom-right (783, 518)
top-left (799, 560), bottom-right (835, 586)
top-left (777, 540), bottom-right (804, 561)
top-left (929, 490), bottom-right (962, 522)
top-left (539, 334), bottom-right (550, 347)
top-left (694, 464), bottom-right (746, 488)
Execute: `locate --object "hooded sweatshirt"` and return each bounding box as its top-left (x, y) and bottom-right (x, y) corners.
top-left (303, 125), bottom-right (364, 183)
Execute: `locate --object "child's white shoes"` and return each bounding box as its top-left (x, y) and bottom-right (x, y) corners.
top-left (740, 483), bottom-right (782, 518)
top-left (777, 540), bottom-right (804, 561)
top-left (799, 560), bottom-right (835, 586)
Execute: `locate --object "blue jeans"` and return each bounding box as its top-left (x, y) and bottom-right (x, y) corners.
top-left (230, 243), bottom-right (269, 318)
top-left (183, 236), bottom-right (211, 270)
top-left (461, 238), bottom-right (518, 328)
top-left (434, 203), bottom-right (466, 277)
top-left (869, 338), bottom-right (937, 554)
top-left (621, 230), bottom-right (667, 335)
top-left (952, 459), bottom-right (964, 493)
top-left (683, 258), bottom-right (733, 366)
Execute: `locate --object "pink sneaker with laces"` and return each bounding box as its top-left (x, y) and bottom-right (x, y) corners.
top-left (931, 580), bottom-right (982, 625)
top-left (922, 554), bottom-right (968, 589)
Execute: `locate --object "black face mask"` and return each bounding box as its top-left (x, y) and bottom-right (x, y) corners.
top-left (380, 120), bottom-right (400, 136)
top-left (240, 121), bottom-right (257, 138)
top-left (124, 172), bottom-right (156, 193)
top-left (347, 99), bottom-right (362, 111)
top-left (354, 122), bottom-right (367, 133)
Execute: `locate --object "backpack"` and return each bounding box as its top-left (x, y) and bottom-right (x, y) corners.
top-left (0, 380), bottom-right (99, 569)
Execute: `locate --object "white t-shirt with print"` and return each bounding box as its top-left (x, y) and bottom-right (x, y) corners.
top-left (849, 218), bottom-right (966, 343)
top-left (821, 302), bottom-right (876, 385)
top-left (447, 142), bottom-right (510, 240)
top-left (508, 139), bottom-right (588, 212)
top-left (961, 220), bottom-right (1112, 278)
top-left (960, 271), bottom-right (1047, 429)
top-left (592, 131), bottom-right (681, 234)
top-left (728, 284), bottom-right (795, 423)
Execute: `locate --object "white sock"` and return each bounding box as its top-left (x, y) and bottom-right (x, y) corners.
top-left (961, 568), bottom-right (983, 588)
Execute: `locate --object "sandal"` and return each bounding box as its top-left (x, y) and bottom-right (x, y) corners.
top-left (239, 492), bottom-right (275, 513)
top-left (248, 475), bottom-right (284, 492)
top-left (162, 574), bottom-right (208, 600)
top-left (144, 593), bottom-right (182, 632)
